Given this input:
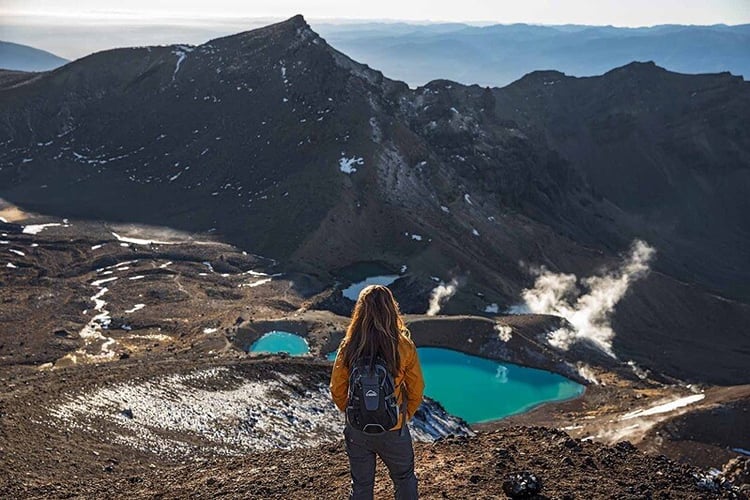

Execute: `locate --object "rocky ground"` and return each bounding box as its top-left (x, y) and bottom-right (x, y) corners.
top-left (1, 205), bottom-right (749, 498)
top-left (5, 422), bottom-right (746, 499)
top-left (1, 352), bottom-right (746, 498)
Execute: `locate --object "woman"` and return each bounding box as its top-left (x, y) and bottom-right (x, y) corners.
top-left (330, 284), bottom-right (425, 500)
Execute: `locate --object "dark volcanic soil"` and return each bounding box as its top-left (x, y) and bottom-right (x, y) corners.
top-left (1, 208), bottom-right (749, 499)
top-left (0, 353), bottom-right (742, 499)
top-left (4, 427), bottom-right (738, 499)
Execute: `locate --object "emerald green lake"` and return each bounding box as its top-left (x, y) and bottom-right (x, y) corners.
top-left (249, 331), bottom-right (310, 356)
top-left (327, 346), bottom-right (584, 423)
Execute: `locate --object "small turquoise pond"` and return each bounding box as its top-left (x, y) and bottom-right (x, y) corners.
top-left (342, 274), bottom-right (400, 301)
top-left (249, 331), bottom-right (310, 356)
top-left (337, 261), bottom-right (401, 301)
top-left (327, 346), bottom-right (584, 424)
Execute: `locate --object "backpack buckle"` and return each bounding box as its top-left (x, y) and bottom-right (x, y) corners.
top-left (362, 424), bottom-right (386, 434)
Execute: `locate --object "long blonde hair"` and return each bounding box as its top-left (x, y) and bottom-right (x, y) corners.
top-left (340, 284), bottom-right (409, 375)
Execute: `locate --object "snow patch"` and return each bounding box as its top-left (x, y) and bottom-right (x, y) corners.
top-left (239, 277), bottom-right (273, 288)
top-left (620, 394), bottom-right (705, 420)
top-left (171, 45), bottom-right (194, 82)
top-left (92, 276), bottom-right (118, 287)
top-left (339, 156), bottom-right (364, 174)
top-left (47, 367), bottom-right (470, 458)
top-left (23, 223), bottom-right (63, 234)
top-left (111, 232), bottom-right (177, 246)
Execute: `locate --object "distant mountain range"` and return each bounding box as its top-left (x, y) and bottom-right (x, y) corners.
top-left (0, 41), bottom-right (68, 72)
top-left (313, 22), bottom-right (750, 86)
top-left (0, 16), bottom-right (749, 383)
top-left (2, 20), bottom-right (748, 87)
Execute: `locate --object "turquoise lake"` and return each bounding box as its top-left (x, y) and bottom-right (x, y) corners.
top-left (416, 347), bottom-right (584, 423)
top-left (249, 331), bottom-right (310, 356)
top-left (327, 345), bottom-right (584, 424)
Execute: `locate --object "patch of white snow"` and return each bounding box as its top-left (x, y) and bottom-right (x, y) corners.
top-left (339, 156), bottom-right (364, 174)
top-left (620, 394), bottom-right (705, 420)
top-left (23, 223), bottom-right (62, 234)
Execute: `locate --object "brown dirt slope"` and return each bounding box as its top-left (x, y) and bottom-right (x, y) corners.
top-left (0, 426), bottom-right (734, 499)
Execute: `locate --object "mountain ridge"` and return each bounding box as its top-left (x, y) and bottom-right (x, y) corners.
top-left (314, 20), bottom-right (750, 87)
top-left (1, 15), bottom-right (749, 384)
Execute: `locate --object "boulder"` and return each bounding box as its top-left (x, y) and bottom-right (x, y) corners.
top-left (502, 471), bottom-right (543, 498)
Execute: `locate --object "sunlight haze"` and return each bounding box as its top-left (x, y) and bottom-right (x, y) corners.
top-left (3, 0), bottom-right (749, 25)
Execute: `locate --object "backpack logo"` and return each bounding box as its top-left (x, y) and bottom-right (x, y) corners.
top-left (365, 390), bottom-right (377, 397)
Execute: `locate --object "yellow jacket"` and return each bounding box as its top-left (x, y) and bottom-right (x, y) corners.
top-left (330, 334), bottom-right (425, 430)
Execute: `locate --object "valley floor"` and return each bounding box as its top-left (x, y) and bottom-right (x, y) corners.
top-left (1, 206), bottom-right (748, 498)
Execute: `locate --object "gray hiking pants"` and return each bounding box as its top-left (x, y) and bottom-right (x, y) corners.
top-left (344, 423), bottom-right (418, 500)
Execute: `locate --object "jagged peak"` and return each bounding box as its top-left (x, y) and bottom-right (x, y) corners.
top-left (602, 60), bottom-right (666, 77)
top-left (258, 14), bottom-right (312, 35)
top-left (283, 14), bottom-right (308, 28)
top-left (200, 14), bottom-right (317, 49)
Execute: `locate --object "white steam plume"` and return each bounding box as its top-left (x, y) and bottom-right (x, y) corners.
top-left (426, 278), bottom-right (459, 316)
top-left (521, 240), bottom-right (655, 358)
top-left (494, 323), bottom-right (513, 342)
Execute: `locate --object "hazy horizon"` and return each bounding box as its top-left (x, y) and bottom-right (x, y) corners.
top-left (3, 13), bottom-right (750, 62)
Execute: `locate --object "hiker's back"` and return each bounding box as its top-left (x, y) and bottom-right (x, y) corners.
top-left (328, 284), bottom-right (423, 499)
top-left (346, 355), bottom-right (401, 434)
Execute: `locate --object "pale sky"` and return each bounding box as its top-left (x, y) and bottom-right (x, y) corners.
top-left (2, 0), bottom-right (749, 60)
top-left (3, 0), bottom-right (749, 26)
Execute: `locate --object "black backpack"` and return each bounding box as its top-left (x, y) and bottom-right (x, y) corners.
top-left (346, 355), bottom-right (404, 434)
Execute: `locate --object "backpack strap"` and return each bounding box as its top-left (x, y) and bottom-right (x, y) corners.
top-left (398, 382), bottom-right (408, 437)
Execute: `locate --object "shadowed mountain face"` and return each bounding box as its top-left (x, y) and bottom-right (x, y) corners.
top-left (0, 15), bottom-right (749, 383)
top-left (494, 63), bottom-right (750, 300)
top-left (0, 15), bottom-right (603, 270)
